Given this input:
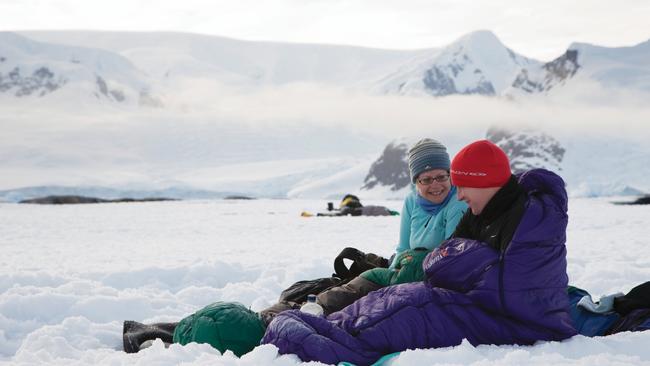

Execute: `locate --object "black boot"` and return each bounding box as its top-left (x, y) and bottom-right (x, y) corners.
top-left (123, 320), bottom-right (178, 353)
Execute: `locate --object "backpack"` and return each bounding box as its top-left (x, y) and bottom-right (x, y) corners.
top-left (278, 247), bottom-right (389, 304)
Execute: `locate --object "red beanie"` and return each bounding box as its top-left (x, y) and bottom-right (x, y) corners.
top-left (451, 140), bottom-right (511, 188)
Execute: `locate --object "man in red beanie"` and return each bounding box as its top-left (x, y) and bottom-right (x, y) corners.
top-left (261, 140), bottom-right (575, 365)
top-left (450, 139), bottom-right (527, 252)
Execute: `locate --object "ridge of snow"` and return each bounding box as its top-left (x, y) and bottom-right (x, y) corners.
top-left (20, 30), bottom-right (429, 87)
top-left (508, 37), bottom-right (650, 96)
top-left (0, 32), bottom-right (153, 104)
top-left (374, 30), bottom-right (540, 96)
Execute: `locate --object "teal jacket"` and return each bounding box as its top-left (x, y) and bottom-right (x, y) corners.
top-left (390, 186), bottom-right (467, 268)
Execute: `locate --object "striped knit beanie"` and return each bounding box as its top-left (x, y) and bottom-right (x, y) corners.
top-left (408, 138), bottom-right (450, 183)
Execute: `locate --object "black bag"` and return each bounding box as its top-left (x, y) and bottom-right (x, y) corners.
top-left (278, 247), bottom-right (389, 305)
top-left (614, 281), bottom-right (650, 316)
top-left (333, 247), bottom-right (389, 280)
top-left (278, 277), bottom-right (342, 304)
top-left (601, 281), bottom-right (650, 336)
top-left (259, 247), bottom-right (389, 324)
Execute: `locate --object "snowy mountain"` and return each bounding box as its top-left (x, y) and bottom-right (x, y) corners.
top-left (508, 39), bottom-right (650, 95)
top-left (353, 128), bottom-right (650, 200)
top-left (3, 122), bottom-right (647, 203)
top-left (375, 30), bottom-right (540, 96)
top-left (486, 126), bottom-right (566, 174)
top-left (509, 50), bottom-right (580, 93)
top-left (0, 32), bottom-right (157, 105)
top-left (1, 30), bottom-right (649, 201)
top-left (11, 30), bottom-right (650, 101)
top-left (361, 140), bottom-right (410, 192)
top-left (19, 30), bottom-right (427, 88)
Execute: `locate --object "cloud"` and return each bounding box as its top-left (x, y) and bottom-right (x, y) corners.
top-left (2, 0), bottom-right (649, 60)
top-left (153, 77), bottom-right (650, 140)
top-left (2, 77), bottom-right (650, 191)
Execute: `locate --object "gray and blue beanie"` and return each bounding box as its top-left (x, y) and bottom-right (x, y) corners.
top-left (408, 138), bottom-right (450, 183)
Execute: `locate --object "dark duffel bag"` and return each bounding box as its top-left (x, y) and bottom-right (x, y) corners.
top-left (280, 247), bottom-right (389, 304)
top-left (259, 247), bottom-right (389, 324)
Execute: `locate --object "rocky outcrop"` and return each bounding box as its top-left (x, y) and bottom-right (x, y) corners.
top-left (613, 195), bottom-right (650, 205)
top-left (422, 65), bottom-right (496, 96)
top-left (223, 195), bottom-right (255, 200)
top-left (95, 75), bottom-right (126, 102)
top-left (0, 66), bottom-right (66, 97)
top-left (362, 141), bottom-right (410, 191)
top-left (19, 195), bottom-right (176, 204)
top-left (486, 126), bottom-right (565, 174)
top-left (362, 128), bottom-right (566, 195)
top-left (380, 31), bottom-right (537, 97)
top-left (511, 50), bottom-right (580, 93)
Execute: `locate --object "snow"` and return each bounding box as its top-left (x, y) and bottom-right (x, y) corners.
top-left (3, 98), bottom-right (650, 201)
top-left (3, 30), bottom-right (650, 200)
top-left (505, 37), bottom-right (650, 97)
top-left (0, 32), bottom-right (149, 105)
top-left (374, 30), bottom-right (539, 96)
top-left (6, 30), bottom-right (650, 104)
top-left (18, 30), bottom-right (427, 87)
top-left (1, 197), bottom-right (649, 365)
top-left (568, 39), bottom-right (650, 92)
top-left (2, 27), bottom-right (650, 365)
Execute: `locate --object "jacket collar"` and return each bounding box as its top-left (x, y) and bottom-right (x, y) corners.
top-left (477, 175), bottom-right (523, 224)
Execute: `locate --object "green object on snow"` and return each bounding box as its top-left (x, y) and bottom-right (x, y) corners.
top-left (361, 248), bottom-right (430, 287)
top-left (173, 301), bottom-right (265, 357)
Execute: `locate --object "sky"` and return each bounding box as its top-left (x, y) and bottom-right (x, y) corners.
top-left (1, 0), bottom-right (649, 61)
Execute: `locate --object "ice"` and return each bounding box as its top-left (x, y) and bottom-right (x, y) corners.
top-left (1, 197), bottom-right (649, 365)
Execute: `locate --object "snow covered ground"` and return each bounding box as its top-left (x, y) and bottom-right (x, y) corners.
top-left (1, 197), bottom-right (649, 365)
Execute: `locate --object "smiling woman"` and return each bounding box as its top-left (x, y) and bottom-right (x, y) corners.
top-left (389, 138), bottom-right (467, 269)
top-left (415, 170), bottom-right (451, 204)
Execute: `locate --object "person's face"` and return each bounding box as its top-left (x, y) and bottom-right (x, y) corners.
top-left (415, 169), bottom-right (451, 204)
top-left (456, 186), bottom-right (500, 215)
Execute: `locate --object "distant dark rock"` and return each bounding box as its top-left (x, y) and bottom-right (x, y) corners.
top-left (613, 195), bottom-right (650, 205)
top-left (362, 129), bottom-right (566, 194)
top-left (95, 75), bottom-right (126, 102)
top-left (0, 185), bottom-right (239, 203)
top-left (362, 141), bottom-right (410, 191)
top-left (423, 66), bottom-right (458, 96)
top-left (544, 50), bottom-right (580, 80)
top-left (510, 69), bottom-right (539, 93)
top-left (487, 126), bottom-right (565, 174)
top-left (512, 50), bottom-right (580, 93)
top-left (421, 65), bottom-right (495, 97)
top-left (223, 195), bottom-right (255, 200)
top-left (19, 195), bottom-right (176, 204)
top-left (0, 66), bottom-right (66, 97)
top-left (96, 75), bottom-right (109, 95)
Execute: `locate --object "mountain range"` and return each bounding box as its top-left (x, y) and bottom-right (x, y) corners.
top-left (1, 30), bottom-right (649, 201)
top-left (2, 30), bottom-right (649, 103)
